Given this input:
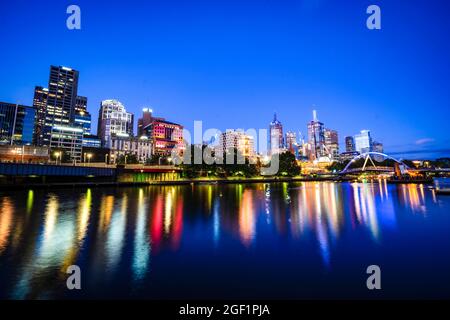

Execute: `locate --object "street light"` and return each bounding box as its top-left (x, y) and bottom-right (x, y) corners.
top-left (54, 151), bottom-right (61, 165)
top-left (105, 154), bottom-right (109, 166)
top-left (125, 154), bottom-right (128, 165)
top-left (87, 153), bottom-right (92, 164)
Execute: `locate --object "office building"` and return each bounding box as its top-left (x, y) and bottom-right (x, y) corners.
top-left (324, 128), bottom-right (339, 160)
top-left (49, 125), bottom-right (83, 162)
top-left (215, 130), bottom-right (255, 158)
top-left (307, 110), bottom-right (325, 160)
top-left (345, 136), bottom-right (355, 152)
top-left (42, 66), bottom-right (79, 146)
top-left (0, 102), bottom-right (35, 145)
top-left (269, 113), bottom-right (284, 155)
top-left (285, 131), bottom-right (297, 154)
top-left (97, 99), bottom-right (134, 148)
top-left (74, 96), bottom-right (91, 135)
top-left (32, 86), bottom-right (48, 146)
top-left (354, 130), bottom-right (372, 154)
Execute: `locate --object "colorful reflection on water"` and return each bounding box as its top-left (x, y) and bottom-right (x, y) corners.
top-left (0, 181), bottom-right (449, 299)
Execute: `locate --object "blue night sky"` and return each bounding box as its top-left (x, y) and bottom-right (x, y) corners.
top-left (0, 0), bottom-right (449, 159)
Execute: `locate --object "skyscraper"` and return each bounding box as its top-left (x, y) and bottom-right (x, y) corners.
top-left (307, 110), bottom-right (325, 160)
top-left (345, 136), bottom-right (355, 152)
top-left (32, 86), bottom-right (48, 146)
top-left (324, 128), bottom-right (339, 160)
top-left (269, 113), bottom-right (284, 155)
top-left (285, 131), bottom-right (297, 154)
top-left (97, 99), bottom-right (134, 148)
top-left (42, 66), bottom-right (79, 146)
top-left (354, 130), bottom-right (372, 154)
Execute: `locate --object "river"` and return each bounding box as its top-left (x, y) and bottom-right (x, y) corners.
top-left (0, 181), bottom-right (449, 299)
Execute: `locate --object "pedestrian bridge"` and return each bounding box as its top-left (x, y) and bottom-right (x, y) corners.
top-left (340, 152), bottom-right (408, 174)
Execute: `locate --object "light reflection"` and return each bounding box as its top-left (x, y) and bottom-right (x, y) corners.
top-left (133, 188), bottom-right (150, 282)
top-left (239, 189), bottom-right (255, 246)
top-left (105, 194), bottom-right (128, 274)
top-left (352, 183), bottom-right (379, 240)
top-left (0, 197), bottom-right (13, 255)
top-left (0, 181), bottom-right (444, 299)
top-left (26, 190), bottom-right (34, 214)
top-left (77, 189), bottom-right (91, 243)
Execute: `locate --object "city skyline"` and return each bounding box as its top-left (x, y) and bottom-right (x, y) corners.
top-left (1, 1), bottom-right (450, 159)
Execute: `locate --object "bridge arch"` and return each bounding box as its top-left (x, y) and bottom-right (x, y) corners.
top-left (340, 152), bottom-right (409, 174)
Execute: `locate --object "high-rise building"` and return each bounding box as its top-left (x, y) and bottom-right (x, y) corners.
top-left (372, 141), bottom-right (384, 162)
top-left (345, 136), bottom-right (355, 152)
top-left (42, 66), bottom-right (79, 146)
top-left (215, 130), bottom-right (255, 158)
top-left (74, 96), bottom-right (91, 135)
top-left (97, 99), bottom-right (134, 148)
top-left (285, 131), bottom-right (297, 154)
top-left (0, 102), bottom-right (35, 145)
top-left (269, 113), bottom-right (284, 155)
top-left (324, 128), bottom-right (339, 160)
top-left (372, 141), bottom-right (383, 153)
top-left (354, 130), bottom-right (372, 154)
top-left (32, 86), bottom-right (48, 146)
top-left (137, 108), bottom-right (153, 137)
top-left (307, 110), bottom-right (325, 160)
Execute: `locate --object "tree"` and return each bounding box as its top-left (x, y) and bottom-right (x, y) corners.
top-left (116, 153), bottom-right (139, 165)
top-left (327, 161), bottom-right (347, 173)
top-left (277, 152), bottom-right (301, 177)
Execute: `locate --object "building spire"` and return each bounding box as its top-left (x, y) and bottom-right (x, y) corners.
top-left (273, 112), bottom-right (277, 122)
top-left (313, 109), bottom-right (318, 122)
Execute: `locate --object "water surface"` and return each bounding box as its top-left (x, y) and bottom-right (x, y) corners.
top-left (0, 181), bottom-right (449, 299)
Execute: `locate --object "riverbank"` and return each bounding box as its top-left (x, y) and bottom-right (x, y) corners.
top-left (0, 175), bottom-right (436, 190)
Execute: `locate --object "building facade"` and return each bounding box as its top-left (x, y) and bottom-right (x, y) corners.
top-left (354, 130), bottom-right (372, 154)
top-left (143, 118), bottom-right (184, 156)
top-left (137, 108), bottom-right (153, 137)
top-left (285, 131), bottom-right (297, 154)
top-left (32, 86), bottom-right (48, 146)
top-left (97, 99), bottom-right (134, 148)
top-left (42, 66), bottom-right (79, 146)
top-left (74, 96), bottom-right (91, 135)
top-left (215, 130), bottom-right (255, 159)
top-left (82, 134), bottom-right (102, 148)
top-left (49, 125), bottom-right (83, 162)
top-left (345, 136), bottom-right (355, 152)
top-left (110, 135), bottom-right (152, 163)
top-left (0, 145), bottom-right (49, 163)
top-left (0, 102), bottom-right (35, 145)
top-left (269, 113), bottom-right (284, 155)
top-left (307, 110), bottom-right (325, 161)
top-left (324, 128), bottom-right (339, 160)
